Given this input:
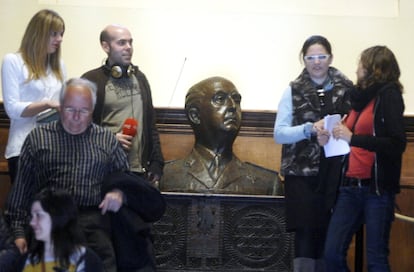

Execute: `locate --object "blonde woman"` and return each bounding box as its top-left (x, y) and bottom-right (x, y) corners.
top-left (1, 9), bottom-right (66, 183)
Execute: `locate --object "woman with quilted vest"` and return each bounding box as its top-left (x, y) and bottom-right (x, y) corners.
top-left (274, 35), bottom-right (353, 271)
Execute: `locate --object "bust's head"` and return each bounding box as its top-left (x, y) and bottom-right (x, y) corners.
top-left (185, 76), bottom-right (242, 146)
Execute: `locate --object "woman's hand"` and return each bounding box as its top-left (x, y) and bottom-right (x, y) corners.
top-left (313, 119), bottom-right (325, 132)
top-left (14, 238), bottom-right (27, 254)
top-left (316, 128), bottom-right (330, 146)
top-left (332, 122), bottom-right (352, 143)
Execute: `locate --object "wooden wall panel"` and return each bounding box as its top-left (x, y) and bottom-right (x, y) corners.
top-left (161, 133), bottom-right (282, 173)
top-left (401, 145), bottom-right (414, 180)
top-left (160, 134), bottom-right (193, 162)
top-left (391, 187), bottom-right (414, 271)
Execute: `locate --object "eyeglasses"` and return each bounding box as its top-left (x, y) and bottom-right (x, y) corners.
top-left (63, 107), bottom-right (91, 116)
top-left (304, 54), bottom-right (330, 62)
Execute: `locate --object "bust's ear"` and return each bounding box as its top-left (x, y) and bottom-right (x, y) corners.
top-left (187, 107), bottom-right (200, 125)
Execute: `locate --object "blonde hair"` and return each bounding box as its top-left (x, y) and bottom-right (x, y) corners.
top-left (19, 9), bottom-right (65, 82)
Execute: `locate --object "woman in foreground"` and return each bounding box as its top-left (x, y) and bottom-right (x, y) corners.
top-left (22, 189), bottom-right (103, 272)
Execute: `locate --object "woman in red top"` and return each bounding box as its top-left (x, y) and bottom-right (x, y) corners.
top-left (320, 46), bottom-right (406, 271)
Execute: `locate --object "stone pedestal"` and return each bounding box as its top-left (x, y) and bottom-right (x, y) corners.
top-left (153, 193), bottom-right (293, 271)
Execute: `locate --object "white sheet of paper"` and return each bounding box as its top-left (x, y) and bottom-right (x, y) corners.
top-left (323, 114), bottom-right (350, 157)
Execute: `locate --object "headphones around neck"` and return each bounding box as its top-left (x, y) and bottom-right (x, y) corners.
top-left (104, 60), bottom-right (135, 79)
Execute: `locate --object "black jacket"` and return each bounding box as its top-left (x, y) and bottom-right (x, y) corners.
top-left (0, 213), bottom-right (23, 272)
top-left (79, 247), bottom-right (105, 272)
top-left (349, 82), bottom-right (406, 194)
top-left (82, 65), bottom-right (164, 178)
top-left (102, 171), bottom-right (166, 270)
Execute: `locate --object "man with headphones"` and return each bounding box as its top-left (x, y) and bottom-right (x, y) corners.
top-left (82, 24), bottom-right (164, 272)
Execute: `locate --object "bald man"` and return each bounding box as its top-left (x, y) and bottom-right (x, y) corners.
top-left (82, 24), bottom-right (163, 272)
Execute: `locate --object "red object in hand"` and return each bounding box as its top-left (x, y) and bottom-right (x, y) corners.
top-left (122, 118), bottom-right (138, 137)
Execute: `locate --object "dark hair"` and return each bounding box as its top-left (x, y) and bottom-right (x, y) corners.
top-left (100, 28), bottom-right (110, 44)
top-left (300, 35), bottom-right (332, 61)
top-left (29, 188), bottom-right (84, 269)
top-left (357, 45), bottom-right (403, 92)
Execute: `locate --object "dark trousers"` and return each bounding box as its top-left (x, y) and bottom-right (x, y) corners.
top-left (7, 156), bottom-right (19, 184)
top-left (78, 208), bottom-right (117, 272)
top-left (284, 175), bottom-right (330, 259)
top-left (295, 227), bottom-right (327, 259)
top-left (119, 263), bottom-right (156, 272)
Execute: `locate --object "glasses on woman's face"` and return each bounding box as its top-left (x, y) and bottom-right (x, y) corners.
top-left (304, 54), bottom-right (330, 62)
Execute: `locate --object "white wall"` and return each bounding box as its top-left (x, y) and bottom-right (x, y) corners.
top-left (1, 0), bottom-right (413, 114)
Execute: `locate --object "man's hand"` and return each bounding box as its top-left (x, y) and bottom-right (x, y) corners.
top-left (115, 132), bottom-right (133, 151)
top-left (15, 238), bottom-right (27, 254)
top-left (99, 189), bottom-right (124, 215)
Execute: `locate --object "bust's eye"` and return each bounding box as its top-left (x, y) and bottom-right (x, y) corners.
top-left (213, 93), bottom-right (226, 105)
top-left (232, 94), bottom-right (241, 104)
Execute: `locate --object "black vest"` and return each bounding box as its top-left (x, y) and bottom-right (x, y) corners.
top-left (280, 67), bottom-right (352, 176)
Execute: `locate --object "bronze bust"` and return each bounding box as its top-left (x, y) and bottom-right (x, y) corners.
top-left (160, 76), bottom-right (282, 195)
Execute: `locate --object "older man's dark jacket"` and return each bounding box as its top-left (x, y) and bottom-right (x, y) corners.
top-left (102, 171), bottom-right (166, 270)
